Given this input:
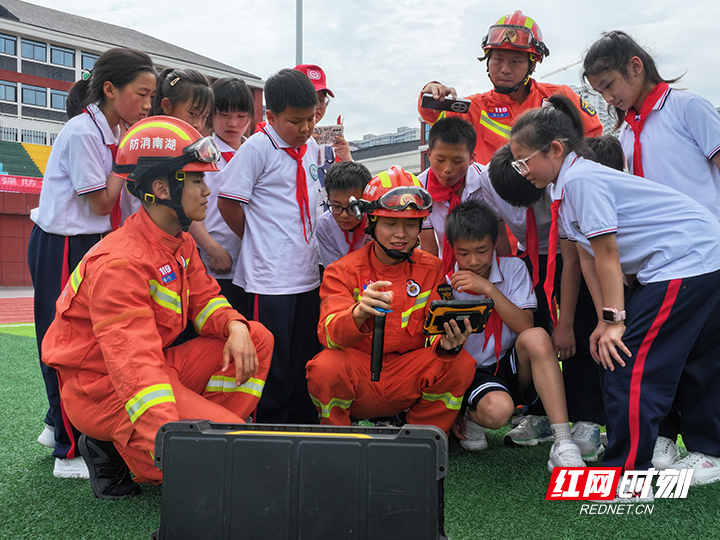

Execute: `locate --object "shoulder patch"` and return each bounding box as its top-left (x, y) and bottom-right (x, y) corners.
top-left (437, 283), bottom-right (454, 300)
top-left (407, 279), bottom-right (421, 297)
top-left (580, 97), bottom-right (597, 116)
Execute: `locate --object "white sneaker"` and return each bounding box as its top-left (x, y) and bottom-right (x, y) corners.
top-left (37, 424), bottom-right (55, 449)
top-left (53, 456), bottom-right (90, 479)
top-left (460, 416), bottom-right (487, 451)
top-left (505, 415), bottom-right (553, 447)
top-left (669, 452), bottom-right (720, 486)
top-left (652, 436), bottom-right (680, 469)
top-left (547, 440), bottom-right (585, 471)
top-left (571, 422), bottom-right (604, 462)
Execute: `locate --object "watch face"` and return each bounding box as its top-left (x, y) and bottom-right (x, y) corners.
top-left (602, 309), bottom-right (615, 323)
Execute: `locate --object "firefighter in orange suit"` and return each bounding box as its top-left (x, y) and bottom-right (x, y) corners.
top-left (306, 166), bottom-right (477, 435)
top-left (42, 117), bottom-right (273, 499)
top-left (418, 10), bottom-right (603, 165)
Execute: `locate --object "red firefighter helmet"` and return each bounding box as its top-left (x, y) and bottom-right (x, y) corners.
top-left (480, 10), bottom-right (550, 62)
top-left (363, 166), bottom-right (432, 219)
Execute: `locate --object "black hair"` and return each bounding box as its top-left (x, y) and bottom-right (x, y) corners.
top-left (511, 94), bottom-right (595, 160)
top-left (586, 135), bottom-right (625, 171)
top-left (264, 69), bottom-right (318, 114)
top-left (66, 48), bottom-right (155, 118)
top-left (151, 68), bottom-right (213, 117)
top-left (488, 144), bottom-right (545, 208)
top-left (445, 199), bottom-right (499, 247)
top-left (325, 161), bottom-right (371, 198)
top-left (208, 77), bottom-right (255, 134)
top-left (428, 117), bottom-right (477, 155)
top-left (582, 31), bottom-right (682, 130)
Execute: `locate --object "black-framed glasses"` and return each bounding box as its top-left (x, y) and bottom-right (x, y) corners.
top-left (328, 204), bottom-right (354, 216)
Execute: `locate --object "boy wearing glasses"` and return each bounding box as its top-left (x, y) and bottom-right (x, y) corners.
top-left (316, 161), bottom-right (372, 267)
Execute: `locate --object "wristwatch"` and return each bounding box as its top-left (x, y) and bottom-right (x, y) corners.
top-left (602, 307), bottom-right (626, 324)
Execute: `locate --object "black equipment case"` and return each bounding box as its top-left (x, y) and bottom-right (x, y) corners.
top-left (151, 421), bottom-right (449, 540)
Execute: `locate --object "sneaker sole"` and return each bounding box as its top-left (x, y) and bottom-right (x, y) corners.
top-left (78, 435), bottom-right (139, 500)
top-left (579, 443), bottom-right (605, 462)
top-left (505, 434), bottom-right (554, 448)
top-left (460, 441), bottom-right (488, 451)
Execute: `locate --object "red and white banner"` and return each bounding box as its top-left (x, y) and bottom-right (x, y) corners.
top-left (0, 175), bottom-right (42, 194)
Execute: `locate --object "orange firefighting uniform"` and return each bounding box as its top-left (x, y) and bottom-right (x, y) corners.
top-left (306, 242), bottom-right (476, 434)
top-left (418, 79), bottom-right (604, 164)
top-left (42, 208), bottom-right (273, 483)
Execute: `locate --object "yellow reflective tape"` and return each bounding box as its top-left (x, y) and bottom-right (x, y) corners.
top-left (410, 172), bottom-right (422, 187)
top-left (205, 376), bottom-right (265, 398)
top-left (479, 111), bottom-right (511, 139)
top-left (310, 394), bottom-right (353, 418)
top-left (70, 263), bottom-right (83, 293)
top-left (125, 384), bottom-right (175, 423)
top-left (400, 290), bottom-right (431, 328)
top-left (524, 17), bottom-right (535, 29)
top-left (148, 280), bottom-right (182, 314)
top-left (120, 121), bottom-right (192, 149)
top-left (352, 288), bottom-right (362, 302)
top-left (194, 297), bottom-right (231, 333)
top-left (324, 313), bottom-right (342, 350)
top-left (421, 391), bottom-right (463, 411)
top-left (437, 111), bottom-right (447, 122)
top-left (228, 431), bottom-right (371, 439)
top-left (377, 171), bottom-right (392, 188)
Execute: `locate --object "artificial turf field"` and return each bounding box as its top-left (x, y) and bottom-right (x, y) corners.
top-left (2, 326), bottom-right (720, 540)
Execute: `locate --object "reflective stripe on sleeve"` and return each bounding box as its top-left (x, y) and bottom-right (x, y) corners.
top-left (324, 313), bottom-right (342, 349)
top-left (70, 263), bottom-right (83, 293)
top-left (125, 384), bottom-right (175, 423)
top-left (149, 280), bottom-right (182, 314)
top-left (205, 376), bottom-right (265, 398)
top-left (194, 297), bottom-right (232, 333)
top-left (401, 290), bottom-right (431, 328)
top-left (310, 394), bottom-right (353, 419)
top-left (421, 391), bottom-right (464, 411)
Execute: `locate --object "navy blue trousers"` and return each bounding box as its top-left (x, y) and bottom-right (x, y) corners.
top-left (27, 225), bottom-right (101, 459)
top-left (602, 269), bottom-right (720, 471)
top-left (253, 288), bottom-right (321, 424)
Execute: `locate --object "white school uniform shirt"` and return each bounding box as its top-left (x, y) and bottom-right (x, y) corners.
top-left (478, 168), bottom-right (558, 255)
top-left (419, 163), bottom-right (488, 258)
top-left (218, 125), bottom-right (321, 295)
top-left (315, 211), bottom-right (370, 267)
top-left (555, 152), bottom-right (720, 284)
top-left (619, 88), bottom-right (720, 220)
top-left (450, 255), bottom-right (536, 368)
top-left (31, 102), bottom-right (118, 235)
top-left (197, 134), bottom-right (243, 280)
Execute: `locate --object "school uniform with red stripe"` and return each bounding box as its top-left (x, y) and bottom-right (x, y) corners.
top-left (315, 211), bottom-right (369, 267)
top-left (553, 151), bottom-right (720, 471)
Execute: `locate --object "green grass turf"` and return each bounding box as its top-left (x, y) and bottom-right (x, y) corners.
top-left (0, 323), bottom-right (36, 338)
top-left (1, 331), bottom-right (719, 539)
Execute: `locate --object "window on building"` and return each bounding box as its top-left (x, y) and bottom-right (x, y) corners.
top-left (21, 39), bottom-right (46, 62)
top-left (21, 129), bottom-right (47, 145)
top-left (50, 90), bottom-right (67, 110)
top-left (1, 126), bottom-right (18, 142)
top-left (0, 33), bottom-right (16, 56)
top-left (22, 85), bottom-right (47, 107)
top-left (50, 45), bottom-right (75, 68)
top-left (81, 52), bottom-right (98, 71)
top-left (49, 132), bottom-right (59, 146)
top-left (0, 80), bottom-right (16, 102)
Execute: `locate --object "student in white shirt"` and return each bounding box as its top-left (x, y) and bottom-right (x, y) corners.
top-left (218, 69), bottom-right (322, 424)
top-left (509, 93), bottom-right (720, 486)
top-left (27, 48), bottom-right (156, 479)
top-left (190, 78), bottom-right (254, 318)
top-left (316, 161), bottom-right (371, 268)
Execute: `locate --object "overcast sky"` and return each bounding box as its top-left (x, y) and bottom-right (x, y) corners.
top-left (27, 0), bottom-right (720, 142)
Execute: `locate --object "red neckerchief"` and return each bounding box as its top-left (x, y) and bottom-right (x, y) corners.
top-left (624, 82), bottom-right (670, 177)
top-left (521, 206), bottom-right (539, 288)
top-left (343, 217), bottom-right (366, 253)
top-left (282, 145), bottom-right (313, 244)
top-left (446, 259), bottom-right (503, 365)
top-left (83, 107), bottom-right (121, 230)
top-left (544, 155), bottom-right (579, 327)
top-left (221, 151), bottom-right (236, 163)
top-left (426, 169), bottom-right (464, 274)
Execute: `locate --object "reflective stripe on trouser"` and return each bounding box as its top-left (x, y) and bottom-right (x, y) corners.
top-left (306, 345), bottom-right (476, 433)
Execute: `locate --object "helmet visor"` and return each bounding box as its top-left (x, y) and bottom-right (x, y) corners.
top-left (486, 24), bottom-right (535, 49)
top-left (184, 136), bottom-right (221, 164)
top-left (378, 187), bottom-right (433, 212)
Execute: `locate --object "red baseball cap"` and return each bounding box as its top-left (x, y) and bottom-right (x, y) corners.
top-left (294, 64), bottom-right (334, 97)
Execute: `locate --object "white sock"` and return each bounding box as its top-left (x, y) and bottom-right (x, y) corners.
top-left (551, 422), bottom-right (572, 442)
